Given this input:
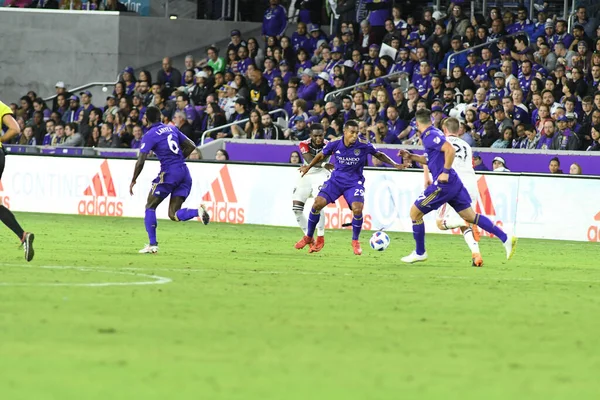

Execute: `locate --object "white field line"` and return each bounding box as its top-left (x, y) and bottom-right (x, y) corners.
top-left (110, 267), bottom-right (600, 284)
top-left (0, 264), bottom-right (172, 287)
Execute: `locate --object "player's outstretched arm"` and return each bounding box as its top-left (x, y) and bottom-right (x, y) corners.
top-left (299, 152), bottom-right (324, 177)
top-left (398, 149), bottom-right (427, 165)
top-left (438, 141), bottom-right (456, 183)
top-left (130, 152), bottom-right (148, 195)
top-left (0, 114), bottom-right (21, 143)
top-left (373, 151), bottom-right (405, 170)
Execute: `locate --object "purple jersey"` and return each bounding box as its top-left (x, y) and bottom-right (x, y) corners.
top-left (140, 123), bottom-right (188, 170)
top-left (322, 138), bottom-right (378, 187)
top-left (422, 125), bottom-right (458, 182)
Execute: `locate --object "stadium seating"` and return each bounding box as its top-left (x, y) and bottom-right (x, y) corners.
top-left (4, 0), bottom-right (600, 175)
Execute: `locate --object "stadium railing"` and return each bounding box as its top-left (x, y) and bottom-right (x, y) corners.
top-left (42, 73), bottom-right (122, 102)
top-left (324, 72), bottom-right (406, 102)
top-left (446, 30), bottom-right (528, 79)
top-left (199, 108), bottom-right (290, 145)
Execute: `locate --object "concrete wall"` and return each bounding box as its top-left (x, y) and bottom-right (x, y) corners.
top-left (0, 8), bottom-right (261, 104)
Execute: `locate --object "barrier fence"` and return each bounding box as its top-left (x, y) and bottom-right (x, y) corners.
top-left (1, 155), bottom-right (599, 242)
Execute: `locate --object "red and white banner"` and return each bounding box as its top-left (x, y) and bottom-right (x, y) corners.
top-left (1, 156), bottom-right (598, 242)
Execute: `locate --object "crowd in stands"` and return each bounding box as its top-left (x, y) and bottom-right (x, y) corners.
top-left (6, 1), bottom-right (600, 170)
top-left (3, 0), bottom-right (129, 11)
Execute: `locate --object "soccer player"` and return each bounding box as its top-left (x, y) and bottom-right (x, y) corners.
top-left (0, 100), bottom-right (35, 261)
top-left (423, 117), bottom-right (483, 266)
top-left (293, 124), bottom-right (333, 252)
top-left (129, 106), bottom-right (210, 254)
top-left (295, 120), bottom-right (405, 255)
top-left (400, 109), bottom-right (517, 263)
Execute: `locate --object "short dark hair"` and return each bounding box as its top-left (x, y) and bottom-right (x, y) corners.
top-left (103, 122), bottom-right (114, 132)
top-left (310, 123), bottom-right (324, 132)
top-left (177, 93), bottom-right (190, 103)
top-left (550, 157), bottom-right (560, 165)
top-left (67, 122), bottom-right (78, 132)
top-left (344, 120), bottom-right (359, 129)
top-left (415, 108), bottom-right (432, 124)
top-left (145, 106), bottom-right (162, 124)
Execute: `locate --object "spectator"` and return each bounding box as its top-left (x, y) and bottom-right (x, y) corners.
top-left (215, 149), bottom-right (229, 161)
top-left (229, 98), bottom-right (250, 138)
top-left (492, 126), bottom-right (514, 148)
top-left (59, 122), bottom-right (84, 147)
top-left (28, 111), bottom-right (46, 144)
top-left (18, 96), bottom-right (33, 120)
top-left (157, 57), bottom-right (182, 90)
top-left (62, 95), bottom-right (82, 123)
top-left (248, 70), bottom-right (270, 106)
top-left (105, 0), bottom-right (127, 11)
top-left (51, 122), bottom-right (66, 146)
top-left (259, 113), bottom-right (283, 140)
top-left (78, 90), bottom-right (95, 125)
top-left (548, 157), bottom-right (563, 174)
top-left (18, 125), bottom-right (36, 145)
top-left (32, 98), bottom-right (51, 122)
top-left (129, 125), bottom-right (143, 149)
top-left (42, 120), bottom-right (55, 146)
top-left (289, 150), bottom-right (301, 164)
top-left (587, 125), bottom-right (600, 151)
top-left (569, 163), bottom-right (583, 175)
top-left (175, 93), bottom-right (198, 127)
top-left (205, 46), bottom-right (226, 75)
top-left (97, 122), bottom-right (120, 148)
top-left (172, 110), bottom-right (196, 143)
top-left (263, 0), bottom-right (287, 41)
top-left (86, 125), bottom-right (101, 147)
top-left (492, 156), bottom-right (510, 172)
top-left (52, 81), bottom-right (69, 113)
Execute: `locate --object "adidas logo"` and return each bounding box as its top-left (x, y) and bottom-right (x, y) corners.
top-left (202, 166), bottom-right (245, 224)
top-left (587, 211), bottom-right (600, 242)
top-left (0, 179), bottom-right (9, 209)
top-left (78, 160), bottom-right (123, 216)
top-left (325, 196), bottom-right (372, 230)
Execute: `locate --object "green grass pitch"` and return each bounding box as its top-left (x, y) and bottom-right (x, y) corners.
top-left (0, 212), bottom-right (599, 399)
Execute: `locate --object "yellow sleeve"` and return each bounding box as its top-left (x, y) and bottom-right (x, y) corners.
top-left (0, 100), bottom-right (13, 148)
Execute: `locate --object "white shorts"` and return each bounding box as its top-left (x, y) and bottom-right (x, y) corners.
top-left (292, 170), bottom-right (329, 203)
top-left (436, 181), bottom-right (478, 221)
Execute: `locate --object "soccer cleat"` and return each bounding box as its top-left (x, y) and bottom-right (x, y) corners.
top-left (308, 236), bottom-right (325, 253)
top-left (199, 204), bottom-right (210, 225)
top-left (352, 240), bottom-right (362, 256)
top-left (504, 236), bottom-right (518, 260)
top-left (471, 224), bottom-right (481, 242)
top-left (139, 244), bottom-right (159, 254)
top-left (401, 251), bottom-right (428, 263)
top-left (294, 235), bottom-right (314, 250)
top-left (472, 252), bottom-right (484, 267)
top-left (22, 232), bottom-right (35, 262)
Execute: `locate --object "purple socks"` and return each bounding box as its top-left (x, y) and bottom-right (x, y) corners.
top-left (175, 208), bottom-right (199, 221)
top-left (412, 220), bottom-right (426, 255)
top-left (145, 209), bottom-right (158, 245)
top-left (475, 214), bottom-right (508, 242)
top-left (306, 208), bottom-right (320, 238)
top-left (352, 214), bottom-right (363, 240)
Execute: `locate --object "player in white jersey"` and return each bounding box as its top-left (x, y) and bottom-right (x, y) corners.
top-left (293, 124), bottom-right (333, 253)
top-left (423, 117), bottom-right (484, 266)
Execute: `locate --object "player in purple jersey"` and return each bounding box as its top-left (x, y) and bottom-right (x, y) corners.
top-left (295, 120), bottom-right (405, 255)
top-left (129, 107), bottom-right (210, 254)
top-left (399, 109), bottom-right (517, 263)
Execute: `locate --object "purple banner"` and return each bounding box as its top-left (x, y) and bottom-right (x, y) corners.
top-left (224, 142), bottom-right (600, 176)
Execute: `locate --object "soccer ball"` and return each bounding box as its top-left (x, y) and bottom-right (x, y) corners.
top-left (370, 231), bottom-right (390, 251)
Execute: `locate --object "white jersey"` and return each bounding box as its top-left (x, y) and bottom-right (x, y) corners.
top-left (447, 135), bottom-right (477, 194)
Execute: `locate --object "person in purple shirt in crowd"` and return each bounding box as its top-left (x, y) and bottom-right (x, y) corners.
top-left (122, 67), bottom-right (136, 95)
top-left (440, 36), bottom-right (468, 75)
top-left (129, 125), bottom-right (144, 149)
top-left (476, 47), bottom-right (495, 82)
top-left (292, 22), bottom-right (310, 52)
top-left (295, 49), bottom-right (313, 72)
top-left (175, 93), bottom-right (198, 128)
top-left (62, 95), bottom-right (82, 123)
top-left (383, 106), bottom-right (403, 144)
top-left (78, 90), bottom-right (95, 124)
top-left (511, 6), bottom-right (533, 33)
top-left (297, 69), bottom-right (318, 103)
top-left (278, 60), bottom-right (293, 84)
top-left (156, 57), bottom-right (182, 90)
top-left (399, 110), bottom-right (517, 263)
top-left (464, 50), bottom-right (480, 82)
top-left (412, 61), bottom-right (432, 97)
top-left (392, 48), bottom-right (415, 79)
top-left (492, 72), bottom-right (510, 98)
top-left (129, 106), bottom-right (209, 254)
top-left (262, 57), bottom-right (281, 87)
top-left (307, 24), bottom-right (327, 55)
top-left (473, 152), bottom-right (490, 171)
top-left (552, 19), bottom-right (574, 50)
top-left (236, 46), bottom-right (253, 76)
top-left (518, 60), bottom-right (534, 96)
top-left (537, 119), bottom-right (556, 149)
top-left (307, 100), bottom-right (326, 124)
top-left (364, 0), bottom-right (392, 41)
top-left (262, 0), bottom-right (288, 40)
top-left (295, 120), bottom-right (404, 255)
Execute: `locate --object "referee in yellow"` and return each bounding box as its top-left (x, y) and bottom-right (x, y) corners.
top-left (0, 100), bottom-right (35, 261)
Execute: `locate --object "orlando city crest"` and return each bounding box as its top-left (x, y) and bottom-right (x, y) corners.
top-left (354, 149), bottom-right (361, 155)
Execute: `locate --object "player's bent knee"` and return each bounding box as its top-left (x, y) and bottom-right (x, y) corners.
top-left (409, 205), bottom-right (424, 221)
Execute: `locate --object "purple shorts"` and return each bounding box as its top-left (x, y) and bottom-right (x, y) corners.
top-left (150, 164), bottom-right (192, 199)
top-left (317, 177), bottom-right (365, 206)
top-left (415, 180), bottom-right (471, 215)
